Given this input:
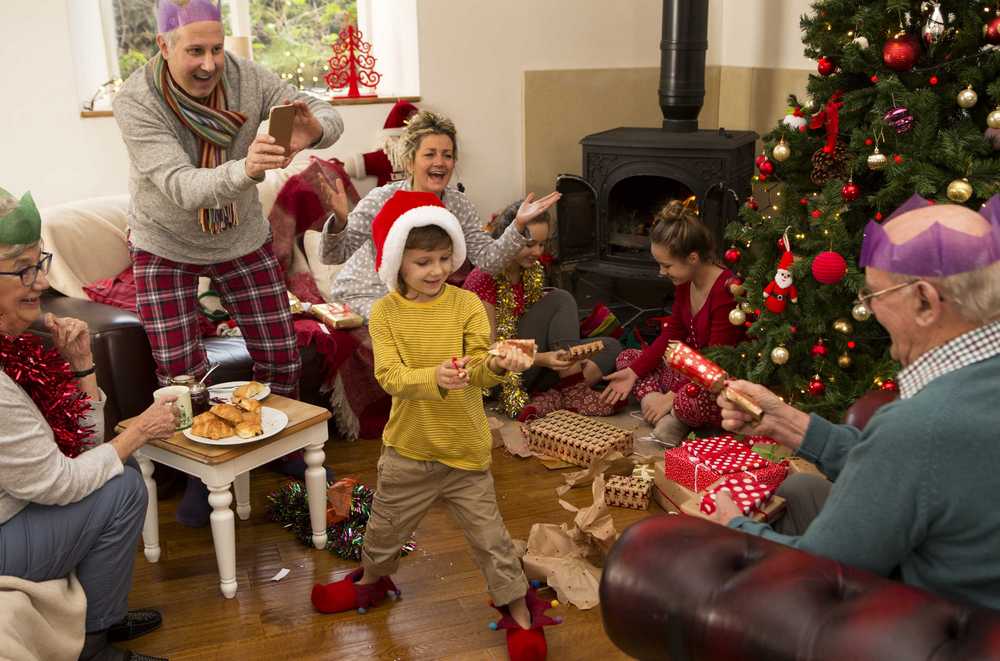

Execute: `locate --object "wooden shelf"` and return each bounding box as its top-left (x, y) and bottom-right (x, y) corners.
top-left (80, 95), bottom-right (420, 118)
top-left (80, 110), bottom-right (113, 118)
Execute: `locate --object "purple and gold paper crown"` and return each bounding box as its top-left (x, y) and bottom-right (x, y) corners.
top-left (157, 0), bottom-right (222, 33)
top-left (859, 194), bottom-right (1000, 277)
top-left (0, 188), bottom-right (41, 246)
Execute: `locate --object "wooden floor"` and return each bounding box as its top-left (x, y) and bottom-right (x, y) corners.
top-left (127, 433), bottom-right (661, 660)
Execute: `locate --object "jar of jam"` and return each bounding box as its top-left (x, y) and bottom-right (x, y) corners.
top-left (189, 382), bottom-right (210, 415)
top-left (169, 374), bottom-right (195, 388)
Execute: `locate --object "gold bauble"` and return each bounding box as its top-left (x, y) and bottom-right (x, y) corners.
top-left (838, 353), bottom-right (853, 369)
top-left (772, 140), bottom-right (792, 162)
top-left (832, 318), bottom-right (853, 334)
top-left (729, 282), bottom-right (746, 297)
top-left (729, 308), bottom-right (747, 326)
top-left (851, 302), bottom-right (872, 322)
top-left (957, 86), bottom-right (978, 109)
top-left (946, 178), bottom-right (973, 203)
top-left (989, 108), bottom-right (1000, 130)
top-left (867, 147), bottom-right (888, 171)
top-left (740, 301), bottom-right (753, 313)
top-left (771, 346), bottom-right (790, 365)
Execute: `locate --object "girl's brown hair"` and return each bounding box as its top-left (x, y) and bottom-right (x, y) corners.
top-left (396, 225), bottom-right (454, 295)
top-left (649, 199), bottom-right (715, 261)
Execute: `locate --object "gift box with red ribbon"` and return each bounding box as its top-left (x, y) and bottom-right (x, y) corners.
top-left (680, 434), bottom-right (747, 461)
top-left (663, 446), bottom-right (724, 493)
top-left (699, 462), bottom-right (789, 516)
top-left (703, 446), bottom-right (769, 474)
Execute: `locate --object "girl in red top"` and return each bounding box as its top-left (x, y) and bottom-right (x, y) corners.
top-left (601, 200), bottom-right (744, 445)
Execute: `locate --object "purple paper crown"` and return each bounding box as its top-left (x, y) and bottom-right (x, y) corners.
top-left (859, 193), bottom-right (1000, 277)
top-left (157, 0), bottom-right (222, 33)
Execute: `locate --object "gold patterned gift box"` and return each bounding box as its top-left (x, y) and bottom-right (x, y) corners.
top-left (521, 410), bottom-right (633, 467)
top-left (605, 474), bottom-right (653, 510)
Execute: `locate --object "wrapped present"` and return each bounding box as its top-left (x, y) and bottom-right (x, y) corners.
top-left (522, 409), bottom-right (633, 467)
top-left (326, 477), bottom-right (359, 525)
top-left (663, 446), bottom-right (723, 493)
top-left (632, 463), bottom-right (656, 481)
top-left (749, 436), bottom-right (793, 462)
top-left (307, 302), bottom-right (363, 330)
top-left (681, 434), bottom-right (747, 461)
top-left (703, 446), bottom-right (769, 474)
top-left (699, 461), bottom-right (788, 517)
top-left (605, 475), bottom-right (652, 510)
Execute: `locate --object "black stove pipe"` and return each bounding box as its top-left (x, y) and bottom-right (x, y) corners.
top-left (658, 0), bottom-right (709, 132)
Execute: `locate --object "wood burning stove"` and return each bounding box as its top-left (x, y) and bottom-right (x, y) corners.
top-left (553, 0), bottom-right (757, 316)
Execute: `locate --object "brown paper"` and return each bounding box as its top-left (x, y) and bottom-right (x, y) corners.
top-left (487, 416), bottom-right (504, 449)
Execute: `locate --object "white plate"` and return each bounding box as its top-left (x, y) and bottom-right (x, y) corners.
top-left (183, 407), bottom-right (289, 446)
top-left (208, 381), bottom-right (271, 402)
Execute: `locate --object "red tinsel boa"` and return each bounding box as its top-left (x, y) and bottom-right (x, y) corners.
top-left (0, 333), bottom-right (93, 457)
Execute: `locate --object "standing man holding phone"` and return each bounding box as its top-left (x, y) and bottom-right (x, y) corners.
top-left (113, 0), bottom-right (343, 525)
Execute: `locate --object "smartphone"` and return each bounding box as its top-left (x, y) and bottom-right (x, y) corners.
top-left (268, 104), bottom-right (296, 154)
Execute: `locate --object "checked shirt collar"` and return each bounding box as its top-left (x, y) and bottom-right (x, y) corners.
top-left (897, 320), bottom-right (1000, 399)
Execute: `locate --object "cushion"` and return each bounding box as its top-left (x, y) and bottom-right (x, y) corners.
top-left (303, 229), bottom-right (342, 303)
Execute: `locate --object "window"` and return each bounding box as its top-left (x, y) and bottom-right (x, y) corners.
top-left (70, 0), bottom-right (417, 112)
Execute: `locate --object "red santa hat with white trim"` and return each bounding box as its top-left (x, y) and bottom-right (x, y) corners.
top-left (372, 190), bottom-right (466, 292)
top-left (776, 249), bottom-right (794, 273)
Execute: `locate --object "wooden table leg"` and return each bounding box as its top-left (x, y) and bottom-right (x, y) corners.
top-left (234, 472), bottom-right (251, 520)
top-left (137, 453), bottom-right (161, 563)
top-left (304, 441), bottom-right (328, 550)
top-left (207, 481), bottom-right (238, 598)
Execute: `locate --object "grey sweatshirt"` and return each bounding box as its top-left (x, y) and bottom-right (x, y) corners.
top-left (113, 54), bottom-right (344, 264)
top-left (732, 354), bottom-right (1000, 610)
top-left (0, 373), bottom-right (119, 524)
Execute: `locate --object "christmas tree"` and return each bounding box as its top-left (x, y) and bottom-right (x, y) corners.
top-left (709, 0), bottom-right (1000, 419)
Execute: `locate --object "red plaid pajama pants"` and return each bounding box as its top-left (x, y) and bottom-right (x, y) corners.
top-left (131, 241), bottom-right (301, 397)
top-left (616, 348), bottom-right (721, 428)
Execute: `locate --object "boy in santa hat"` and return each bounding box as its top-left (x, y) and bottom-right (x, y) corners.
top-left (311, 190), bottom-right (559, 660)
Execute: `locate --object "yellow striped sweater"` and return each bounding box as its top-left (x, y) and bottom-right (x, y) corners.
top-left (368, 285), bottom-right (505, 470)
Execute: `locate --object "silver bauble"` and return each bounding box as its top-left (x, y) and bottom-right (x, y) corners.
top-left (851, 303), bottom-right (872, 322)
top-left (957, 86), bottom-right (978, 109)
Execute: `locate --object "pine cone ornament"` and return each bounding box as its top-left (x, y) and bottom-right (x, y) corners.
top-left (811, 142), bottom-right (850, 186)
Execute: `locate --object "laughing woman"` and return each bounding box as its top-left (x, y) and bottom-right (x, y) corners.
top-left (319, 110), bottom-right (561, 320)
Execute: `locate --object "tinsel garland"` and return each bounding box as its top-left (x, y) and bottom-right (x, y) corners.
top-left (0, 333), bottom-right (92, 457)
top-left (494, 263), bottom-right (545, 417)
top-left (266, 480), bottom-right (415, 561)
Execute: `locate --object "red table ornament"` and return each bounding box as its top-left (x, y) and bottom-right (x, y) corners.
top-left (325, 24), bottom-right (382, 99)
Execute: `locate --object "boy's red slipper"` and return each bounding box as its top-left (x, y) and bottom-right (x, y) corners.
top-left (489, 587), bottom-right (561, 661)
top-left (311, 568), bottom-right (401, 614)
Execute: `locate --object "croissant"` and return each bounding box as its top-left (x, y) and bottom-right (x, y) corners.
top-left (210, 403), bottom-right (244, 425)
top-left (192, 413), bottom-right (234, 440)
top-left (233, 381), bottom-right (265, 399)
top-left (241, 409), bottom-right (262, 424)
top-left (233, 396), bottom-right (261, 413)
top-left (235, 419), bottom-right (263, 439)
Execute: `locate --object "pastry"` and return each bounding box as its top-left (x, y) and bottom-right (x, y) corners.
top-left (192, 412), bottom-right (234, 440)
top-left (235, 419), bottom-right (264, 439)
top-left (233, 396), bottom-right (261, 413)
top-left (210, 403), bottom-right (244, 425)
top-left (233, 381), bottom-right (265, 400)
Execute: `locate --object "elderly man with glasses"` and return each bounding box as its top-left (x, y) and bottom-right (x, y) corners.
top-left (707, 194), bottom-right (1000, 610)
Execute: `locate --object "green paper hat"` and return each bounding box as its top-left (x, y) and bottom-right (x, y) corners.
top-left (0, 187), bottom-right (41, 245)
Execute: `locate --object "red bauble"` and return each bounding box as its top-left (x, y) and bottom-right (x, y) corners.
top-left (864, 138), bottom-right (874, 146)
top-left (883, 34), bottom-right (920, 72)
top-left (808, 377), bottom-right (826, 397)
top-left (800, 197), bottom-right (809, 206)
top-left (893, 154), bottom-right (904, 164)
top-left (929, 75), bottom-right (939, 86)
top-left (870, 74), bottom-right (879, 84)
top-left (755, 153), bottom-right (767, 167)
top-left (745, 196), bottom-right (759, 210)
top-left (811, 209), bottom-right (822, 219)
top-left (817, 56), bottom-right (836, 76)
top-left (798, 125), bottom-right (807, 133)
top-left (811, 341), bottom-right (828, 358)
top-left (758, 174), bottom-right (769, 182)
top-left (881, 378), bottom-right (899, 392)
top-left (759, 160), bottom-right (775, 176)
top-left (683, 383), bottom-right (701, 398)
top-left (875, 211), bottom-right (884, 221)
top-left (724, 247), bottom-right (742, 264)
top-left (847, 341), bottom-right (857, 349)
top-left (812, 251), bottom-right (847, 284)
top-left (841, 181), bottom-right (861, 202)
top-left (985, 16), bottom-right (1000, 45)
top-left (789, 325), bottom-right (798, 334)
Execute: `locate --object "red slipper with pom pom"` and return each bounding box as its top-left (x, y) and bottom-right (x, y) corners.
top-left (490, 587), bottom-right (561, 661)
top-left (311, 568), bottom-right (400, 614)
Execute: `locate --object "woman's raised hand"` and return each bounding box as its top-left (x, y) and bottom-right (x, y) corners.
top-left (514, 192), bottom-right (562, 230)
top-left (302, 159), bottom-right (349, 227)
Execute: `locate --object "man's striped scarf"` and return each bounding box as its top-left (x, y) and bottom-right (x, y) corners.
top-left (152, 54), bottom-right (247, 234)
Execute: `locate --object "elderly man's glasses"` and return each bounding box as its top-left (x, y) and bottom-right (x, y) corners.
top-left (856, 279), bottom-right (920, 305)
top-left (0, 252), bottom-right (53, 287)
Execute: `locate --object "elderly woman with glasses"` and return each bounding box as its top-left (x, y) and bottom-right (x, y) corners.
top-left (0, 188), bottom-right (177, 661)
top-left (705, 194), bottom-right (1000, 611)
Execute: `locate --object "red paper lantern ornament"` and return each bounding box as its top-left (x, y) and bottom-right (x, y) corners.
top-left (841, 180), bottom-right (861, 202)
top-left (882, 34), bottom-right (919, 72)
top-left (817, 56), bottom-right (836, 76)
top-left (808, 376), bottom-right (826, 397)
top-left (724, 247), bottom-right (742, 264)
top-left (683, 383), bottom-right (701, 398)
top-left (325, 24), bottom-right (382, 99)
top-left (985, 16), bottom-right (1000, 45)
top-left (812, 251), bottom-right (847, 284)
top-left (811, 341), bottom-right (828, 358)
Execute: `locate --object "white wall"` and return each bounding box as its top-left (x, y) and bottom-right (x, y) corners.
top-left (0, 0), bottom-right (814, 214)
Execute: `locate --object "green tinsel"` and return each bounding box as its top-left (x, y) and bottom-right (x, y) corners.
top-left (266, 481), bottom-right (415, 561)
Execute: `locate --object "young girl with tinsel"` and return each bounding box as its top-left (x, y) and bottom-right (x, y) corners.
top-left (311, 191), bottom-right (559, 660)
top-left (601, 198), bottom-right (745, 446)
top-left (463, 201), bottom-right (623, 420)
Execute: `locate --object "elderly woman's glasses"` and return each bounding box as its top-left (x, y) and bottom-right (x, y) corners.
top-left (856, 279), bottom-right (919, 305)
top-left (0, 251), bottom-right (53, 287)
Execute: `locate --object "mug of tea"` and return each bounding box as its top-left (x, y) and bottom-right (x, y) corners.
top-left (153, 385), bottom-right (193, 431)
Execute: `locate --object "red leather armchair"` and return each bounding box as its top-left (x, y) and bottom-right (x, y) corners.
top-left (600, 508), bottom-right (1000, 660)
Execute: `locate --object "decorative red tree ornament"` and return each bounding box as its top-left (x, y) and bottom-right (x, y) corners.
top-left (808, 376), bottom-right (827, 397)
top-left (817, 56), bottom-right (836, 76)
top-left (881, 378), bottom-right (899, 392)
top-left (812, 251), bottom-right (847, 284)
top-left (883, 34), bottom-right (919, 72)
top-left (841, 179), bottom-right (861, 202)
top-left (325, 24), bottom-right (382, 99)
top-left (724, 247), bottom-right (742, 264)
